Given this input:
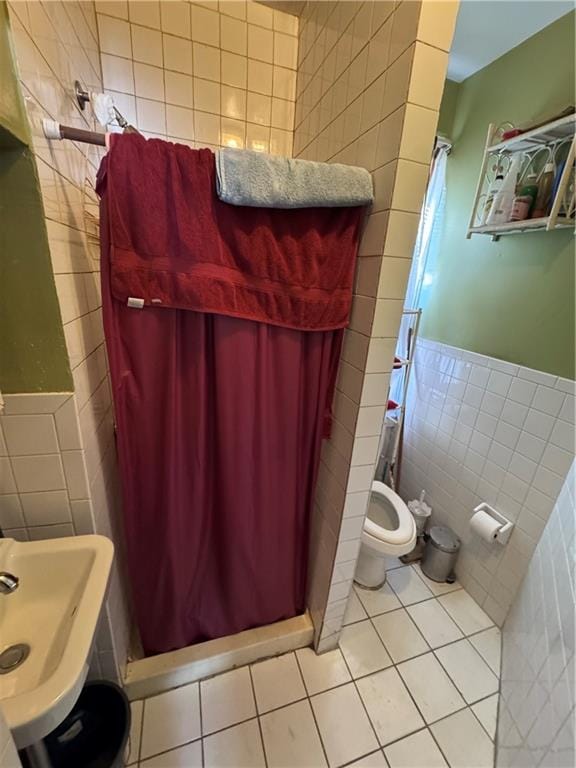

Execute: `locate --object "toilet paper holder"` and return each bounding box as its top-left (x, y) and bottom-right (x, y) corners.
top-left (473, 502), bottom-right (514, 545)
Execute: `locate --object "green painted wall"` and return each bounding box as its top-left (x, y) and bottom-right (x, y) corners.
top-left (422, 12), bottom-right (575, 379)
top-left (0, 2), bottom-right (72, 392)
top-left (437, 79), bottom-right (459, 141)
top-left (0, 1), bottom-right (28, 147)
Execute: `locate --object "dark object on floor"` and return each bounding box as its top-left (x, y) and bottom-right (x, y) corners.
top-left (43, 680), bottom-right (130, 768)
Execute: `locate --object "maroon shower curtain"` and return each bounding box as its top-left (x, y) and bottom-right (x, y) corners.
top-left (98, 136), bottom-right (362, 656)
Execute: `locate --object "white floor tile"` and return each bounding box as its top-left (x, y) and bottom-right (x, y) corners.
top-left (203, 719), bottom-right (266, 767)
top-left (438, 591), bottom-right (493, 636)
top-left (397, 653), bottom-right (465, 724)
top-left (435, 640), bottom-right (499, 704)
top-left (431, 708), bottom-right (494, 768)
top-left (251, 652), bottom-right (306, 713)
top-left (200, 667), bottom-right (256, 735)
top-left (295, 647), bottom-right (351, 695)
top-left (260, 699), bottom-right (327, 767)
top-left (140, 740), bottom-right (202, 767)
top-left (386, 566), bottom-right (435, 605)
top-left (407, 600), bottom-right (464, 648)
top-left (356, 667), bottom-right (425, 746)
top-left (347, 751), bottom-right (388, 766)
top-left (311, 683), bottom-right (379, 767)
top-left (469, 626), bottom-right (502, 675)
top-left (472, 694), bottom-right (499, 741)
top-left (339, 620), bottom-right (393, 678)
top-left (355, 583), bottom-right (402, 616)
top-left (140, 683), bottom-right (201, 760)
top-left (126, 699), bottom-right (143, 765)
top-left (344, 589), bottom-right (368, 625)
top-left (412, 564), bottom-right (462, 596)
top-left (383, 554), bottom-right (406, 571)
top-left (384, 728), bottom-right (448, 768)
top-left (372, 608), bottom-right (429, 663)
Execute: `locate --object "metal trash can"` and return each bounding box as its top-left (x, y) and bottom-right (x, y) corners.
top-left (421, 525), bottom-right (460, 583)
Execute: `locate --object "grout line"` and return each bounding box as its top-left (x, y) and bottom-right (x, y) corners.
top-left (292, 650), bottom-right (331, 766)
top-left (337, 635), bottom-right (383, 753)
top-left (426, 722), bottom-right (454, 767)
top-left (342, 603), bottom-right (486, 765)
top-left (198, 679), bottom-right (205, 768)
top-left (137, 698), bottom-right (145, 764)
top-left (138, 735), bottom-right (203, 766)
top-left (469, 696), bottom-right (498, 744)
top-left (432, 639), bottom-right (499, 709)
top-left (247, 663), bottom-right (269, 768)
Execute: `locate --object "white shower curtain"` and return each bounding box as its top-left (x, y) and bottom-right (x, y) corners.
top-left (392, 144), bottom-right (449, 401)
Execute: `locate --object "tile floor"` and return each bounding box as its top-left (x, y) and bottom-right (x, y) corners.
top-left (126, 561), bottom-right (500, 768)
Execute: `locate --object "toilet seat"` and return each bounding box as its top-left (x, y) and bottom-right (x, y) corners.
top-left (361, 480), bottom-right (416, 555)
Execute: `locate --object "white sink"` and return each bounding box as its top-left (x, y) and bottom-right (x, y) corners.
top-left (0, 535), bottom-right (113, 748)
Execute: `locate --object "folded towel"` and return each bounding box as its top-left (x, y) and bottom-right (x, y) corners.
top-left (216, 148), bottom-right (373, 208)
top-left (96, 134), bottom-right (365, 331)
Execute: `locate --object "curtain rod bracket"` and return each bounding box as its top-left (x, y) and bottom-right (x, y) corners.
top-left (75, 80), bottom-right (90, 111)
top-left (43, 119), bottom-right (62, 140)
top-left (42, 118), bottom-right (107, 147)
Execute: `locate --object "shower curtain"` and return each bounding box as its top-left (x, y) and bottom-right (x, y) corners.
top-left (98, 136), bottom-right (362, 655)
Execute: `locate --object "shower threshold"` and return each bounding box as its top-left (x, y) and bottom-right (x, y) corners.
top-left (123, 612), bottom-right (313, 700)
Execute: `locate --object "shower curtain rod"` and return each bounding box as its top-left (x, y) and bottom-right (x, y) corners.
top-left (43, 119), bottom-right (107, 146)
top-left (42, 119), bottom-right (141, 147)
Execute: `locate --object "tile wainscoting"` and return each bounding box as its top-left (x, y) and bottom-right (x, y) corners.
top-left (496, 460), bottom-right (575, 767)
top-left (400, 337), bottom-right (575, 626)
top-left (0, 391), bottom-right (124, 682)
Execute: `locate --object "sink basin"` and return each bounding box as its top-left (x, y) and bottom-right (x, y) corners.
top-left (0, 535), bottom-right (113, 748)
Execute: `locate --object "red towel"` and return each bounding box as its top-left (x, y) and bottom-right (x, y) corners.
top-left (96, 134), bottom-right (364, 331)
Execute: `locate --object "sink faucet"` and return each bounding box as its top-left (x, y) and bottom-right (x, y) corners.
top-left (0, 572), bottom-right (19, 594)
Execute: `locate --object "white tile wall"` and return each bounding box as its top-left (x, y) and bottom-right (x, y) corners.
top-left (0, 392), bottom-right (120, 682)
top-left (6, 0), bottom-right (131, 681)
top-left (400, 337), bottom-right (575, 625)
top-left (1, 394), bottom-right (84, 540)
top-left (95, 0), bottom-right (298, 154)
top-left (496, 461), bottom-right (575, 768)
top-left (295, 0), bottom-right (458, 652)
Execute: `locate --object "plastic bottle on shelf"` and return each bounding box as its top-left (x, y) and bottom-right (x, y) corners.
top-left (519, 173), bottom-right (539, 211)
top-left (486, 155), bottom-right (523, 225)
top-left (481, 173), bottom-right (503, 224)
top-left (531, 162), bottom-right (556, 218)
top-left (509, 195), bottom-right (533, 221)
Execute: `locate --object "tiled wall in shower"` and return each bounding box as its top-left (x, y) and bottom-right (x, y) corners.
top-left (96, 0), bottom-right (298, 154)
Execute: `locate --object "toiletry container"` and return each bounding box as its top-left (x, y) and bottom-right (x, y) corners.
top-left (421, 525), bottom-right (461, 582)
top-left (509, 195), bottom-right (533, 221)
top-left (531, 162), bottom-right (556, 217)
top-left (481, 173), bottom-right (503, 224)
top-left (519, 173), bottom-right (539, 210)
top-left (486, 155), bottom-right (522, 225)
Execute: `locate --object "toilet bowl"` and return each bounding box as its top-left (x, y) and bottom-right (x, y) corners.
top-left (354, 480), bottom-right (417, 589)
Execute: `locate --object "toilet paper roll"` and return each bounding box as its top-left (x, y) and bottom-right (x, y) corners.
top-left (470, 510), bottom-right (501, 542)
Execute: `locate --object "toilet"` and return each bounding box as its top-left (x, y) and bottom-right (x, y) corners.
top-left (354, 480), bottom-right (417, 589)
